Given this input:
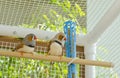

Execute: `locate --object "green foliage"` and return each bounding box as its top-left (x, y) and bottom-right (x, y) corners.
top-left (22, 0), bottom-right (87, 34)
top-left (0, 71), bottom-right (2, 77)
top-left (0, 55), bottom-right (68, 78)
top-left (1, 0), bottom-right (86, 77)
top-left (42, 0), bottom-right (86, 33)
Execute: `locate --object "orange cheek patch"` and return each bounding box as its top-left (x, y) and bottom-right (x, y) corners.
top-left (58, 35), bottom-right (64, 40)
top-left (28, 36), bottom-right (32, 41)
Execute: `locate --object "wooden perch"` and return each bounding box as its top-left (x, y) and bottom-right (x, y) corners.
top-left (0, 51), bottom-right (113, 67)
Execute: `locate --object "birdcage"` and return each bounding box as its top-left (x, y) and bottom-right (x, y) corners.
top-left (0, 0), bottom-right (119, 78)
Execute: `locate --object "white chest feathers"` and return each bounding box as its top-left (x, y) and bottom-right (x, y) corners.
top-left (17, 45), bottom-right (34, 52)
top-left (49, 42), bottom-right (62, 56)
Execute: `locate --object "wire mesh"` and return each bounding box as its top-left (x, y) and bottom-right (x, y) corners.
top-left (95, 14), bottom-right (120, 78)
top-left (0, 39), bottom-right (84, 78)
top-left (87, 0), bottom-right (116, 32)
top-left (87, 0), bottom-right (119, 77)
top-left (77, 52), bottom-right (85, 78)
top-left (0, 0), bottom-right (86, 30)
top-left (0, 0), bottom-right (86, 77)
top-left (0, 40), bottom-right (68, 78)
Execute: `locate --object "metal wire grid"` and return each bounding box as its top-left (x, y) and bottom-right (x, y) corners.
top-left (77, 52), bottom-right (85, 78)
top-left (87, 0), bottom-right (116, 32)
top-left (95, 14), bottom-right (120, 78)
top-left (0, 57), bottom-right (69, 78)
top-left (0, 40), bottom-right (84, 78)
top-left (0, 0), bottom-right (86, 28)
top-left (0, 41), bottom-right (68, 78)
top-left (0, 41), bottom-right (47, 52)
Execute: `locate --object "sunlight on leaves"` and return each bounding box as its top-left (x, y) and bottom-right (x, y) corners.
top-left (0, 71), bottom-right (2, 77)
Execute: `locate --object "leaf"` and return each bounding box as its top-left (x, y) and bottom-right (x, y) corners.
top-left (50, 0), bottom-right (59, 4)
top-left (9, 66), bottom-right (14, 70)
top-left (63, 69), bottom-right (68, 74)
top-left (50, 9), bottom-right (57, 15)
top-left (0, 71), bottom-right (2, 77)
top-left (43, 15), bottom-right (50, 21)
top-left (68, 13), bottom-right (75, 18)
top-left (80, 12), bottom-right (86, 16)
top-left (82, 27), bottom-right (87, 34)
top-left (64, 0), bottom-right (71, 9)
top-left (75, 4), bottom-right (82, 12)
top-left (76, 26), bottom-right (81, 33)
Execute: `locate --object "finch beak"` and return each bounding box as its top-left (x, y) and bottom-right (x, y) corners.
top-left (34, 36), bottom-right (37, 40)
top-left (64, 37), bottom-right (66, 41)
top-left (34, 38), bottom-right (38, 41)
top-left (34, 38), bottom-right (39, 41)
